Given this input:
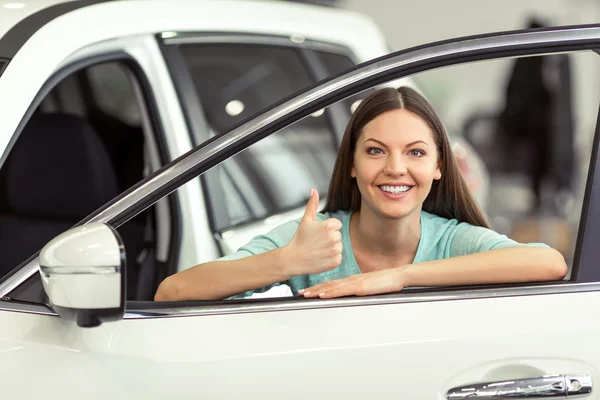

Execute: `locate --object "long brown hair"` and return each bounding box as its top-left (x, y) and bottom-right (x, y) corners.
top-left (322, 86), bottom-right (491, 228)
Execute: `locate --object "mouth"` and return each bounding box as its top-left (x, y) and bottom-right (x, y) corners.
top-left (377, 184), bottom-right (414, 198)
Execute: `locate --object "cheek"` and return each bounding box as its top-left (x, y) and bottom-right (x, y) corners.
top-left (413, 160), bottom-right (439, 181)
top-left (353, 158), bottom-right (379, 181)
top-left (351, 155), bottom-right (365, 178)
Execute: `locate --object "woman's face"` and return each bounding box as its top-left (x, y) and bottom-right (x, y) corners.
top-left (351, 109), bottom-right (441, 219)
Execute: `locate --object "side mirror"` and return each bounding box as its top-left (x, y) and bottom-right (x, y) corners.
top-left (39, 222), bottom-right (126, 328)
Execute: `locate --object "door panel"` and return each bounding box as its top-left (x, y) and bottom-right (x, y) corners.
top-left (2, 290), bottom-right (599, 399)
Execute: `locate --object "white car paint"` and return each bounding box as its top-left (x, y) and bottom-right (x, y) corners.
top-left (0, 1), bottom-right (586, 399)
top-left (2, 289), bottom-right (600, 399)
top-left (39, 223), bottom-right (122, 309)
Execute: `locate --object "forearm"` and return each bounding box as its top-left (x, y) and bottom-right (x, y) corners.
top-left (401, 247), bottom-right (568, 288)
top-left (155, 247), bottom-right (292, 301)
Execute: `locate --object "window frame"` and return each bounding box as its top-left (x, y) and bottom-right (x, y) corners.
top-left (2, 25), bottom-right (600, 318)
top-left (0, 59), bottom-right (8, 77)
top-left (0, 51), bottom-right (182, 305)
top-left (570, 102), bottom-right (600, 282)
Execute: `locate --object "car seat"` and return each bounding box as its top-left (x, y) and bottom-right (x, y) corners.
top-left (0, 113), bottom-right (145, 298)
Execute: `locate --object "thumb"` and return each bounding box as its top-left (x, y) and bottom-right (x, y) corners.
top-left (301, 188), bottom-right (319, 223)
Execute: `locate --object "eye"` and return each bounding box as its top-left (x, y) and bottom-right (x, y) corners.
top-left (367, 147), bottom-right (384, 155)
top-left (409, 149), bottom-right (425, 157)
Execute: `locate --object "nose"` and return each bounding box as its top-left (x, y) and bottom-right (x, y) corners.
top-left (383, 152), bottom-right (407, 176)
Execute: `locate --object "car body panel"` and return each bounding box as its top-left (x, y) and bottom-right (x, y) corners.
top-left (2, 289), bottom-right (600, 399)
top-left (0, 0), bottom-right (75, 41)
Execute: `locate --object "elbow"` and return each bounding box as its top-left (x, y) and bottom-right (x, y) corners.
top-left (154, 275), bottom-right (183, 302)
top-left (544, 248), bottom-right (568, 281)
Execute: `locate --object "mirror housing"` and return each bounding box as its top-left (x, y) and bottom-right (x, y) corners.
top-left (39, 222), bottom-right (126, 328)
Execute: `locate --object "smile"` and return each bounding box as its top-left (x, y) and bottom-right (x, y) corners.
top-left (379, 185), bottom-right (412, 194)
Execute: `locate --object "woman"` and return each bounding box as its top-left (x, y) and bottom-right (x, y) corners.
top-left (155, 87), bottom-right (567, 301)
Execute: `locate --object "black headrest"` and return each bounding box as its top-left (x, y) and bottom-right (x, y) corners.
top-left (5, 113), bottom-right (118, 219)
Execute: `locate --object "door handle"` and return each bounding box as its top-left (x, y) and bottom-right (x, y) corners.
top-left (447, 374), bottom-right (592, 398)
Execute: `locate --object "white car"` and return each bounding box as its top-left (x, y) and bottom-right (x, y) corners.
top-left (1, 1), bottom-right (594, 399)
top-left (0, 0), bottom-right (488, 300)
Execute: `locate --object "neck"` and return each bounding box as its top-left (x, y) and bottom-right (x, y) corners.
top-left (350, 206), bottom-right (421, 259)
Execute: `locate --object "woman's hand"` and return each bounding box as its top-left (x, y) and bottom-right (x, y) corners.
top-left (298, 246), bottom-right (568, 299)
top-left (281, 189), bottom-right (343, 277)
top-left (299, 267), bottom-right (407, 299)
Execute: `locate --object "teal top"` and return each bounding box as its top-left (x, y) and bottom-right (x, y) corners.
top-left (218, 210), bottom-right (548, 298)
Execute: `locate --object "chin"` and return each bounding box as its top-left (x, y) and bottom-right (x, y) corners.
top-left (375, 205), bottom-right (420, 220)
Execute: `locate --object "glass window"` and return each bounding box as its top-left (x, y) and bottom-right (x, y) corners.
top-left (317, 50), bottom-right (355, 76)
top-left (178, 44), bottom-right (339, 230)
top-left (86, 63), bottom-right (143, 127)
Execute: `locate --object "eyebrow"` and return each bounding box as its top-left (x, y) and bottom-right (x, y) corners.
top-left (363, 138), bottom-right (430, 148)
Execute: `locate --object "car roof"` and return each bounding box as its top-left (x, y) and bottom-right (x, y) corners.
top-left (0, 0), bottom-right (81, 39)
top-left (0, 0), bottom-right (383, 60)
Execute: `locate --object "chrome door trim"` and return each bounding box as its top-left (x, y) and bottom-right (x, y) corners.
top-left (447, 374), bottom-right (592, 398)
top-left (122, 281), bottom-right (600, 319)
top-left (2, 25), bottom-right (600, 298)
top-left (0, 301), bottom-right (56, 316)
top-left (39, 265), bottom-right (120, 276)
top-left (1, 281), bottom-right (600, 319)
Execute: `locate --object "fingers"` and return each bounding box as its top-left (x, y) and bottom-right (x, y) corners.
top-left (298, 269), bottom-right (407, 299)
top-left (324, 218), bottom-right (342, 231)
top-left (301, 188), bottom-right (319, 223)
top-left (318, 285), bottom-right (360, 299)
top-left (299, 277), bottom-right (357, 298)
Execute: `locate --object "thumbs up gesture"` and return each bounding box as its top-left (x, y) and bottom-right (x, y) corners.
top-left (282, 189), bottom-right (343, 277)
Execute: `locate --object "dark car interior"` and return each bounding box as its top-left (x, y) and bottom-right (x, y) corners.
top-left (0, 62), bottom-right (164, 301)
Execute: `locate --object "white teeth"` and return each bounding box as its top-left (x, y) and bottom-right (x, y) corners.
top-left (380, 185), bottom-right (411, 194)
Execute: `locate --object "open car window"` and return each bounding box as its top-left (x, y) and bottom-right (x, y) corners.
top-left (413, 51), bottom-right (599, 278)
top-left (156, 50), bottom-right (599, 302)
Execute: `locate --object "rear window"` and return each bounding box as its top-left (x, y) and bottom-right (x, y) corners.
top-left (180, 44), bottom-right (320, 133)
top-left (177, 43), bottom-right (340, 229)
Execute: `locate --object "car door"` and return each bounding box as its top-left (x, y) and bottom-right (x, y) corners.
top-left (3, 25), bottom-right (600, 400)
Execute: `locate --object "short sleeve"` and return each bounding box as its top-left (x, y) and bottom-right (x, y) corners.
top-left (216, 218), bottom-right (301, 298)
top-left (448, 223), bottom-right (550, 257)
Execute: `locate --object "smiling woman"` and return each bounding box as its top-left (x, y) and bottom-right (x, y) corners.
top-left (154, 86), bottom-right (567, 302)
